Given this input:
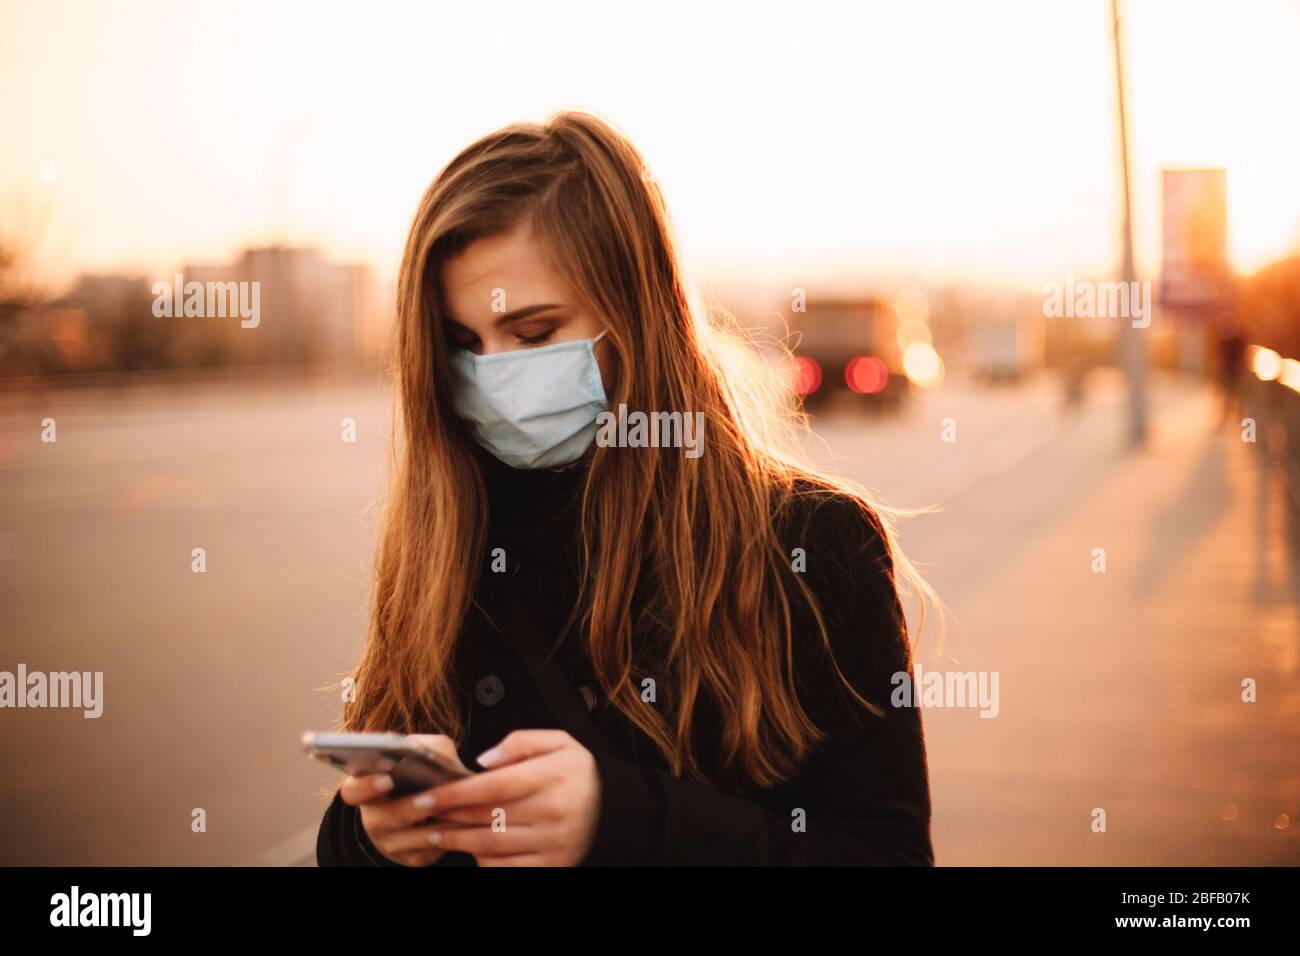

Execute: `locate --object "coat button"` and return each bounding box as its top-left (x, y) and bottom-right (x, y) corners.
top-left (475, 675), bottom-right (505, 707)
top-left (578, 685), bottom-right (597, 711)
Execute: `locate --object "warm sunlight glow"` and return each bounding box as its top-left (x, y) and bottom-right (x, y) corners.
top-left (1252, 346), bottom-right (1283, 382)
top-left (1279, 358), bottom-right (1300, 393)
top-left (903, 343), bottom-right (945, 388)
top-left (1, 0), bottom-right (1296, 292)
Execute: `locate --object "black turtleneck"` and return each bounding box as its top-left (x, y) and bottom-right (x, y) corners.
top-left (477, 449), bottom-right (593, 681)
top-left (317, 452), bottom-right (934, 867)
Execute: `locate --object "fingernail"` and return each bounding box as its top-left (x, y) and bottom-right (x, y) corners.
top-left (476, 747), bottom-right (503, 768)
top-left (372, 774), bottom-right (394, 792)
top-left (427, 830), bottom-right (442, 846)
top-left (413, 792), bottom-right (436, 809)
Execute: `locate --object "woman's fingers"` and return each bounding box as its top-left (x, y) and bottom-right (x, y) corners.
top-left (376, 821), bottom-right (479, 857)
top-left (423, 759), bottom-right (550, 815)
top-left (406, 733), bottom-right (472, 775)
top-left (477, 854), bottom-right (549, 867)
top-left (428, 822), bottom-right (544, 858)
top-left (475, 729), bottom-right (573, 769)
top-left (415, 788), bottom-right (563, 827)
top-left (358, 785), bottom-right (459, 834)
top-left (394, 849), bottom-right (447, 868)
top-left (340, 730), bottom-right (593, 866)
top-left (339, 772), bottom-right (395, 807)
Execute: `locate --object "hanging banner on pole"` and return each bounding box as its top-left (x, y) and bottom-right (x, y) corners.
top-left (1160, 168), bottom-right (1229, 307)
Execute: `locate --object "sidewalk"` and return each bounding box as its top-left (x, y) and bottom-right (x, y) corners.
top-left (922, 377), bottom-right (1300, 865)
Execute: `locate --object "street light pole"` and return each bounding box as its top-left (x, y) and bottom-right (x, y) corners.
top-left (1111, 0), bottom-right (1148, 447)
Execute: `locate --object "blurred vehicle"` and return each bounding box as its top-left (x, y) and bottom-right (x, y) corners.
top-left (789, 296), bottom-right (909, 411)
top-left (967, 303), bottom-right (1044, 384)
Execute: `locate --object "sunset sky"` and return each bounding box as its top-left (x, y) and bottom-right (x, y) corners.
top-left (2, 0), bottom-right (1298, 295)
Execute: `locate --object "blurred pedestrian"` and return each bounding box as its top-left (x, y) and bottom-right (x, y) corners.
top-left (1217, 313), bottom-right (1247, 426)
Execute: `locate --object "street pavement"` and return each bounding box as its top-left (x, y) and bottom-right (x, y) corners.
top-left (0, 369), bottom-right (1295, 865)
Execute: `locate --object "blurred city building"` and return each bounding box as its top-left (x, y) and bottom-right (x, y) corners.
top-left (0, 246), bottom-right (385, 378)
top-left (185, 246), bottom-right (379, 369)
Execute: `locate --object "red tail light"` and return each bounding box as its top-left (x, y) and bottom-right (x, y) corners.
top-left (846, 356), bottom-right (888, 395)
top-left (794, 356), bottom-right (822, 395)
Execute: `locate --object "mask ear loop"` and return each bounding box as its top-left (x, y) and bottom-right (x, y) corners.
top-left (586, 328), bottom-right (609, 358)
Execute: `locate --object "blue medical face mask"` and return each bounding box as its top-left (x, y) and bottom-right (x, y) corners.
top-left (448, 330), bottom-right (609, 470)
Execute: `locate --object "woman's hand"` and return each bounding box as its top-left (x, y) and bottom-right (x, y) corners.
top-left (339, 733), bottom-right (472, 867)
top-left (418, 729), bottom-right (601, 866)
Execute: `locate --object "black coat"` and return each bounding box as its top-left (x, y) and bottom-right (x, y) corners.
top-left (316, 454), bottom-right (934, 866)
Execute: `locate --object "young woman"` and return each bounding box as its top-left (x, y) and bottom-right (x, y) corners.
top-left (316, 111), bottom-right (936, 867)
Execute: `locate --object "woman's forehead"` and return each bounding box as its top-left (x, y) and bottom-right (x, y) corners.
top-left (440, 226), bottom-right (572, 323)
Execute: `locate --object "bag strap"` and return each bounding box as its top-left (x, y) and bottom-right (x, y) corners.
top-left (479, 583), bottom-right (623, 761)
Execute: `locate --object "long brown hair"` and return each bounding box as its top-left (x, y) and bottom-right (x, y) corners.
top-left (343, 110), bottom-right (939, 789)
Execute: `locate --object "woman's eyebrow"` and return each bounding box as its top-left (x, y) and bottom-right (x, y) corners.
top-left (442, 303), bottom-right (563, 329)
top-left (493, 303), bottom-right (563, 327)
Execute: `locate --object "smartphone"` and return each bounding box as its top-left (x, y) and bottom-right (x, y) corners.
top-left (302, 731), bottom-right (473, 797)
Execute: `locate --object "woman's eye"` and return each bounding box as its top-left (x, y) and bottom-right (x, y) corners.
top-left (515, 328), bottom-right (556, 346)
